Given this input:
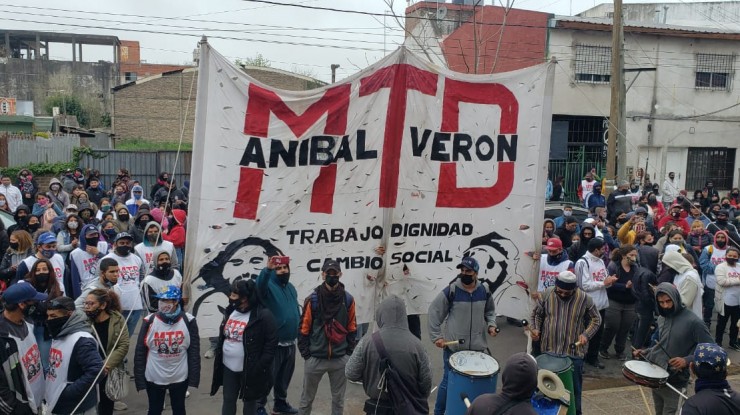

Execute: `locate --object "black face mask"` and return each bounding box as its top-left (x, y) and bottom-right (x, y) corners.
top-left (115, 246), bottom-right (131, 256)
top-left (723, 204), bottom-right (731, 209)
top-left (22, 303), bottom-right (36, 318)
top-left (9, 242), bottom-right (18, 250)
top-left (156, 262), bottom-right (171, 273)
top-left (726, 258), bottom-right (738, 266)
top-left (46, 316), bottom-right (70, 338)
top-left (28, 224), bottom-right (40, 232)
top-left (35, 273), bottom-right (50, 284)
top-left (228, 298), bottom-right (239, 308)
top-left (104, 229), bottom-right (117, 238)
top-left (325, 276), bottom-right (339, 287)
top-left (85, 237), bottom-right (99, 247)
top-left (671, 212), bottom-right (681, 218)
top-left (85, 309), bottom-right (102, 320)
top-left (119, 214), bottom-right (130, 222)
top-left (147, 233), bottom-right (159, 243)
top-left (277, 272), bottom-right (290, 285)
top-left (717, 240), bottom-right (727, 248)
top-left (459, 273), bottom-right (474, 285)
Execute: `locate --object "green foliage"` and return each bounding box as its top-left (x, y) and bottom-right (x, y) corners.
top-left (115, 138), bottom-right (192, 151)
top-left (34, 132), bottom-right (51, 139)
top-left (0, 146), bottom-right (107, 178)
top-left (234, 53), bottom-right (272, 68)
top-left (44, 94), bottom-right (90, 127)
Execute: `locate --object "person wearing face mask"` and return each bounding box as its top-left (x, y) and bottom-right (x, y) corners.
top-left (686, 203), bottom-right (711, 228)
top-left (16, 169), bottom-right (38, 208)
top-left (125, 185), bottom-right (149, 217)
top-left (83, 288), bottom-right (129, 415)
top-left (658, 204), bottom-right (690, 235)
top-left (707, 209), bottom-right (740, 249)
top-left (31, 194), bottom-right (62, 231)
top-left (141, 251), bottom-right (183, 313)
top-left (162, 209), bottom-right (187, 266)
top-left (134, 221), bottom-right (179, 276)
top-left (533, 238), bottom-right (574, 298)
top-left (577, 172), bottom-right (596, 206)
top-left (55, 214), bottom-right (81, 262)
top-left (632, 283), bottom-right (712, 415)
top-left (661, 172), bottom-right (680, 208)
top-left (254, 255), bottom-right (300, 414)
top-left (599, 245), bottom-right (639, 361)
top-left (0, 194), bottom-right (11, 214)
top-left (75, 258), bottom-right (120, 309)
top-left (44, 296), bottom-right (104, 415)
top-left (585, 183), bottom-right (606, 210)
top-left (7, 204), bottom-right (31, 235)
top-left (713, 246), bottom-right (740, 350)
top-left (428, 256), bottom-right (497, 415)
top-left (130, 208), bottom-right (154, 245)
top-left (85, 178), bottom-right (106, 206)
top-left (16, 232), bottom-right (66, 294)
top-left (0, 282), bottom-right (48, 414)
top-left (113, 203), bottom-right (133, 234)
top-left (663, 250), bottom-right (704, 319)
top-left (103, 232), bottom-right (145, 339)
top-left (297, 259), bottom-right (358, 415)
top-left (45, 178), bottom-right (70, 212)
top-left (95, 198), bottom-right (115, 222)
top-left (531, 271), bottom-right (601, 415)
top-left (0, 175), bottom-right (22, 214)
top-left (0, 230), bottom-right (32, 287)
top-left (699, 230), bottom-right (729, 329)
top-left (135, 285), bottom-right (200, 415)
top-left (552, 205), bottom-right (577, 231)
top-left (68, 225), bottom-right (109, 300)
top-left (210, 279), bottom-right (277, 415)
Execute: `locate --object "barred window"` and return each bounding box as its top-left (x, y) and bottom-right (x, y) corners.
top-left (574, 45), bottom-right (611, 84)
top-left (695, 53), bottom-right (734, 91)
top-left (686, 147), bottom-right (736, 190)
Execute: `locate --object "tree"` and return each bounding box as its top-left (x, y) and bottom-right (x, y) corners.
top-left (234, 53), bottom-right (272, 68)
top-left (44, 94), bottom-right (89, 128)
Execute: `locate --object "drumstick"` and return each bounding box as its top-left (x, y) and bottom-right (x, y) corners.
top-left (665, 382), bottom-right (688, 400)
top-left (460, 392), bottom-right (471, 408)
top-left (443, 339), bottom-right (467, 346)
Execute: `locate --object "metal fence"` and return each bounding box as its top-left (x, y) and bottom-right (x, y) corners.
top-left (548, 146), bottom-right (606, 206)
top-left (4, 134), bottom-right (81, 167)
top-left (78, 150), bottom-right (192, 195)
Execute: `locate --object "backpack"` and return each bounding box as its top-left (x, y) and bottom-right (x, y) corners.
top-left (442, 277), bottom-right (493, 314)
top-left (371, 332), bottom-right (429, 415)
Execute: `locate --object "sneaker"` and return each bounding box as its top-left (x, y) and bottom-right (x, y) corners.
top-left (616, 352), bottom-right (627, 361)
top-left (185, 390), bottom-right (191, 398)
top-left (598, 351), bottom-right (610, 360)
top-left (256, 407), bottom-right (269, 415)
top-left (586, 359), bottom-right (605, 369)
top-left (348, 379), bottom-right (363, 385)
top-left (113, 401), bottom-right (128, 411)
top-left (272, 403), bottom-right (299, 415)
top-left (204, 348), bottom-right (215, 359)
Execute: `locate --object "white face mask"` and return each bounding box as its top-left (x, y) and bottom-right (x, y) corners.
top-left (0, 201), bottom-right (6, 207)
top-left (68, 222), bottom-right (79, 230)
top-left (563, 211), bottom-right (572, 217)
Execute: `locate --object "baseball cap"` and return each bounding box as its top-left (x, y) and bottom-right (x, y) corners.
top-left (114, 232), bottom-right (134, 242)
top-left (37, 232), bottom-right (57, 245)
top-left (65, 204), bottom-right (78, 212)
top-left (322, 259), bottom-right (341, 273)
top-left (546, 238), bottom-right (563, 250)
top-left (693, 343), bottom-right (728, 379)
top-left (1, 282), bottom-right (48, 304)
top-left (47, 296), bottom-right (76, 312)
top-left (456, 256), bottom-right (479, 273)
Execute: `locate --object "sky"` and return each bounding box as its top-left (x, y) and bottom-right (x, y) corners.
top-left (1, 0), bottom-right (734, 82)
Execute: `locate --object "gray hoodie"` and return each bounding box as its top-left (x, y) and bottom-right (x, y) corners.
top-left (646, 283), bottom-right (713, 386)
top-left (428, 279), bottom-right (497, 353)
top-left (345, 295), bottom-right (432, 401)
top-left (467, 352), bottom-right (538, 415)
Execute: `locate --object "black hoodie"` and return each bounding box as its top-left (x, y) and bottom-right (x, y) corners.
top-left (466, 352), bottom-right (538, 415)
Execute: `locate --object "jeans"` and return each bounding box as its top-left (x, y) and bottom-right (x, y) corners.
top-left (298, 355), bottom-right (348, 415)
top-left (600, 301), bottom-right (636, 355)
top-left (715, 304), bottom-right (740, 347)
top-left (586, 309), bottom-right (606, 363)
top-left (703, 287), bottom-right (715, 325)
top-left (259, 343), bottom-right (297, 409)
top-left (632, 309), bottom-right (655, 349)
top-left (433, 348), bottom-right (452, 415)
top-left (223, 367), bottom-right (258, 415)
top-left (122, 309), bottom-right (143, 339)
top-left (572, 357), bottom-right (584, 415)
top-left (98, 376), bottom-right (115, 415)
top-left (33, 324), bottom-right (51, 373)
top-left (146, 380), bottom-right (189, 415)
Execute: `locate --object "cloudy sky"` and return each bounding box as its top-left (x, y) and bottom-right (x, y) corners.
top-left (1, 1), bottom-right (732, 82)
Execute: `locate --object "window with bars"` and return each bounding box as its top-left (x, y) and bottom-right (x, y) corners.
top-left (695, 53), bottom-right (734, 90)
top-left (574, 45), bottom-right (611, 84)
top-left (125, 72), bottom-right (138, 82)
top-left (686, 147), bottom-right (736, 190)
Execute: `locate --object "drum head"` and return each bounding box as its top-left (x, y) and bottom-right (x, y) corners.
top-left (449, 351), bottom-right (500, 378)
top-left (536, 353), bottom-right (572, 373)
top-left (623, 360), bottom-right (669, 379)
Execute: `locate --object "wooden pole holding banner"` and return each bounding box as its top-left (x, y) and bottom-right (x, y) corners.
top-left (606, 0), bottom-right (626, 189)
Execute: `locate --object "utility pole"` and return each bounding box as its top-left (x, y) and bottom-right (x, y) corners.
top-left (606, 0), bottom-right (626, 187)
top-left (330, 64), bottom-right (340, 83)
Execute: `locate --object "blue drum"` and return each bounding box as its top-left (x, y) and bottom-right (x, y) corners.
top-left (532, 394), bottom-right (567, 415)
top-left (446, 351), bottom-right (499, 415)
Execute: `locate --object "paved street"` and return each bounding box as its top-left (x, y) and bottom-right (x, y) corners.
top-left (118, 315), bottom-right (740, 414)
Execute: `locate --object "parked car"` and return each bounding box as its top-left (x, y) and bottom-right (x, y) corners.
top-left (544, 202), bottom-right (589, 223)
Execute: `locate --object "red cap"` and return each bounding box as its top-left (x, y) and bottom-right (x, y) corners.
top-left (546, 238), bottom-right (563, 249)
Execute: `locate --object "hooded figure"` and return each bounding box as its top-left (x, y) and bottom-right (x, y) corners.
top-left (113, 203), bottom-right (132, 234)
top-left (465, 352), bottom-right (538, 415)
top-left (345, 295), bottom-right (432, 413)
top-left (68, 224), bottom-right (108, 299)
top-left (638, 283), bottom-right (712, 414)
top-left (130, 208), bottom-right (153, 244)
top-left (134, 221), bottom-right (179, 275)
top-left (662, 251), bottom-right (703, 318)
top-left (141, 251), bottom-right (183, 313)
top-left (567, 223), bottom-right (596, 261)
top-left (46, 178), bottom-right (70, 210)
top-left (125, 185), bottom-right (149, 216)
top-left (7, 204), bottom-right (31, 235)
top-left (708, 209), bottom-right (740, 247)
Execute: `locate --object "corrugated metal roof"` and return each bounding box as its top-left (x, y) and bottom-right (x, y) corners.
top-left (34, 116), bottom-right (53, 132)
top-left (552, 15), bottom-right (740, 35)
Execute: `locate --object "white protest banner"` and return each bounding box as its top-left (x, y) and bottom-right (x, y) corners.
top-left (185, 40), bottom-right (554, 337)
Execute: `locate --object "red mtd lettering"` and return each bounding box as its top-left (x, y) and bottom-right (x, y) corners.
top-left (436, 79), bottom-right (518, 208)
top-left (234, 83), bottom-right (351, 219)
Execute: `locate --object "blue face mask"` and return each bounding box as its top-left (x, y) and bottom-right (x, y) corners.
top-left (41, 249), bottom-right (56, 259)
top-left (133, 193), bottom-right (142, 200)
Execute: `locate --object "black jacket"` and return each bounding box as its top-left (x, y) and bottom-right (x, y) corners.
top-left (134, 310), bottom-right (201, 391)
top-left (210, 305), bottom-right (277, 401)
top-left (630, 266), bottom-right (658, 313)
top-left (0, 335), bottom-right (34, 415)
top-left (636, 244), bottom-right (660, 274)
top-left (682, 387), bottom-right (740, 415)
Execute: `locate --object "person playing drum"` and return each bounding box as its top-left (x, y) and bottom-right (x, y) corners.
top-left (632, 283), bottom-right (712, 415)
top-left (530, 271), bottom-right (601, 415)
top-left (428, 256), bottom-right (498, 415)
